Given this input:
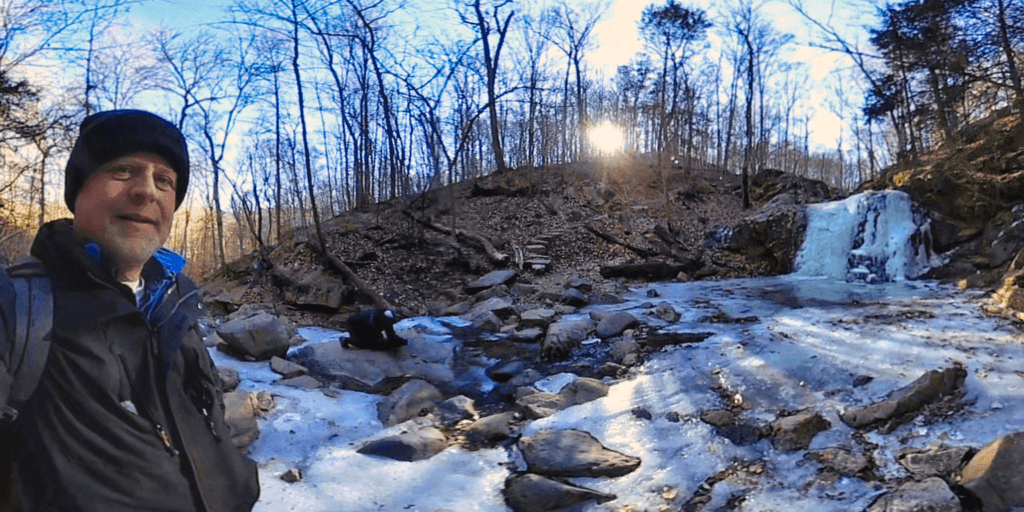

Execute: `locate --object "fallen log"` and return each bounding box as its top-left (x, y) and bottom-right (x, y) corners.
top-left (408, 214), bottom-right (508, 265)
top-left (599, 261), bottom-right (701, 281)
top-left (583, 225), bottom-right (655, 258)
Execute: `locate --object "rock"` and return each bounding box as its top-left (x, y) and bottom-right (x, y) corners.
top-left (466, 270), bottom-right (518, 295)
top-left (643, 331), bottom-right (715, 350)
top-left (542, 319), bottom-right (595, 360)
top-left (443, 301), bottom-right (471, 316)
top-left (280, 270), bottom-right (349, 310)
top-left (631, 407), bottom-right (653, 420)
top-left (769, 410), bottom-right (830, 452)
top-left (470, 297), bottom-right (518, 320)
top-left (515, 392), bottom-right (569, 420)
top-left (518, 429), bottom-right (642, 478)
top-left (589, 292), bottom-right (625, 304)
top-left (898, 446), bottom-right (970, 479)
top-left (469, 310), bottom-right (502, 331)
top-left (357, 427), bottom-right (448, 462)
top-left (700, 409), bottom-right (737, 427)
top-left (291, 340), bottom-right (406, 390)
top-left (599, 261), bottom-right (701, 281)
top-left (466, 412), bottom-right (518, 446)
top-left (558, 378), bottom-right (609, 406)
top-left (610, 336), bottom-right (640, 364)
top-left (218, 367), bottom-right (240, 392)
top-left (519, 308), bottom-right (556, 329)
top-left (957, 432), bottom-right (1024, 512)
top-left (567, 276), bottom-right (592, 292)
top-left (866, 477), bottom-right (960, 512)
top-left (716, 423), bottom-right (765, 446)
top-left (560, 288), bottom-right (589, 307)
top-left (471, 284), bottom-right (512, 304)
top-left (504, 473), bottom-right (616, 512)
top-left (511, 283), bottom-right (540, 298)
top-left (510, 327), bottom-right (545, 343)
top-left (655, 301), bottom-right (680, 322)
top-left (806, 448), bottom-right (870, 476)
top-left (489, 360), bottom-right (528, 383)
top-left (270, 356), bottom-right (308, 379)
top-left (216, 311), bottom-right (295, 361)
top-left (203, 331), bottom-right (223, 348)
top-left (223, 391), bottom-right (260, 449)
top-left (595, 311), bottom-right (639, 338)
top-left (279, 469), bottom-right (302, 483)
top-left (378, 379), bottom-right (445, 427)
top-left (750, 168), bottom-right (832, 206)
top-left (705, 203), bottom-right (807, 275)
top-left (840, 365), bottom-right (967, 433)
top-left (535, 288), bottom-right (563, 302)
top-left (277, 375), bottom-right (322, 389)
top-left (436, 395), bottom-right (478, 425)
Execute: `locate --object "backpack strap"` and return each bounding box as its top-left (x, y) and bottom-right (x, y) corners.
top-left (0, 256), bottom-right (52, 424)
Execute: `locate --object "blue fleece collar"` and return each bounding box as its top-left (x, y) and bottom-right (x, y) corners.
top-left (83, 242), bottom-right (187, 319)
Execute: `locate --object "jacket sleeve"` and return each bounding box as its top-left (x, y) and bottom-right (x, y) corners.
top-left (0, 271), bottom-right (15, 411)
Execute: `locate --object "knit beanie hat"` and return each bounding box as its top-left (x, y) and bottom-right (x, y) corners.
top-left (64, 109), bottom-right (190, 213)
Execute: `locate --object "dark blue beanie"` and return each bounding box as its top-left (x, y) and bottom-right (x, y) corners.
top-left (64, 110), bottom-right (190, 212)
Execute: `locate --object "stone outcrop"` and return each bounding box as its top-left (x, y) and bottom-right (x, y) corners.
top-left (841, 365), bottom-right (967, 433)
top-left (705, 203), bottom-right (807, 276)
top-left (216, 310), bottom-right (297, 360)
top-left (750, 168), bottom-right (832, 206)
top-left (518, 429), bottom-right (641, 478)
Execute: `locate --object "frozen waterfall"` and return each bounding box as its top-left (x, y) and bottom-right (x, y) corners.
top-left (793, 190), bottom-right (941, 282)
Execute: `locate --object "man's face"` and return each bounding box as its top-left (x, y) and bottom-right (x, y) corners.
top-left (73, 152), bottom-right (177, 276)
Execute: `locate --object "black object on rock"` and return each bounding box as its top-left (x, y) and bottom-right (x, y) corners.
top-left (343, 309), bottom-right (408, 350)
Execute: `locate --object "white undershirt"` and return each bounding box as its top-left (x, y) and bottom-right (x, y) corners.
top-left (121, 277), bottom-right (145, 306)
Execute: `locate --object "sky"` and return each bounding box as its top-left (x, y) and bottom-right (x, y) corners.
top-left (211, 191), bottom-right (1024, 511)
top-left (133, 0), bottom-right (860, 151)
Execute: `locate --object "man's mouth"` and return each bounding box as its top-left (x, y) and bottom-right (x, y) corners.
top-left (116, 213), bottom-right (156, 225)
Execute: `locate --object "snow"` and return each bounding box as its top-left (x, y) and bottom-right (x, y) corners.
top-left (209, 276), bottom-right (1024, 512)
top-left (208, 191), bottom-right (1024, 511)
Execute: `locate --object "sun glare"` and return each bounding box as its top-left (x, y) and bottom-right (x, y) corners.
top-left (589, 121), bottom-right (624, 154)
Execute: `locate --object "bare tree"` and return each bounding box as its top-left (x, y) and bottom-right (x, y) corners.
top-left (460, 0), bottom-right (515, 174)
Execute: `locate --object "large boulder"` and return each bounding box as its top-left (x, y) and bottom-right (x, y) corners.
top-left (356, 427), bottom-right (448, 462)
top-left (280, 270), bottom-right (350, 310)
top-left (518, 429), bottom-right (641, 478)
top-left (542, 319), bottom-right (595, 360)
top-left (750, 168), bottom-right (832, 206)
top-left (840, 365), bottom-right (967, 434)
top-left (378, 379), bottom-right (445, 427)
top-left (504, 473), bottom-right (615, 512)
top-left (957, 431), bottom-right (1024, 512)
top-left (705, 203), bottom-right (807, 276)
top-left (216, 311), bottom-right (296, 360)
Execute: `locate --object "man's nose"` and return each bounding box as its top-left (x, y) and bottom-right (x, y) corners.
top-left (128, 169), bottom-right (159, 201)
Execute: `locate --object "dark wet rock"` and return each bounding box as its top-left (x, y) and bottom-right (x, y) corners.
top-left (470, 297), bottom-right (518, 319)
top-left (705, 203), bottom-right (807, 276)
top-left (469, 310), bottom-right (502, 331)
top-left (750, 168), bottom-right (832, 206)
top-left (356, 427), bottom-right (448, 462)
top-left (600, 362), bottom-right (625, 377)
top-left (515, 392), bottom-right (569, 420)
top-left (700, 409), bottom-right (737, 427)
top-left (216, 311), bottom-right (296, 360)
top-left (378, 379), bottom-right (445, 427)
top-left (471, 284), bottom-right (512, 302)
top-left (466, 270), bottom-right (518, 295)
top-left (443, 301), bottom-right (471, 316)
top-left (567, 276), bottom-right (592, 292)
top-left (218, 367), bottom-right (240, 392)
top-left (436, 395), bottom-right (478, 425)
top-left (558, 378), bottom-right (609, 406)
top-left (589, 292), bottom-right (625, 304)
top-left (561, 288), bottom-right (589, 307)
top-left (518, 429), bottom-right (642, 478)
top-left (542, 319), bottom-right (595, 360)
top-left (840, 365), bottom-right (967, 433)
top-left (769, 410), bottom-right (831, 452)
top-left (535, 288), bottom-right (563, 303)
top-left (655, 301), bottom-right (680, 322)
top-left (631, 407), bottom-right (652, 420)
top-left (270, 356), bottom-right (308, 379)
top-left (646, 289), bottom-right (660, 298)
top-left (717, 423), bottom-right (765, 446)
top-left (643, 331), bottom-right (715, 350)
top-left (488, 360), bottom-right (528, 383)
top-left (510, 327), bottom-right (545, 343)
top-left (279, 468), bottom-right (301, 483)
top-left (984, 220), bottom-right (1024, 268)
top-left (280, 271), bottom-right (349, 310)
top-left (504, 473), bottom-right (616, 512)
top-left (599, 261), bottom-right (701, 281)
top-left (806, 448), bottom-right (871, 477)
top-left (898, 446), bottom-right (970, 479)
top-left (277, 375), bottom-right (322, 389)
top-left (610, 336), bottom-right (640, 364)
top-left (957, 431), bottom-right (1024, 512)
top-left (519, 308), bottom-right (556, 329)
top-left (665, 411), bottom-right (683, 423)
top-left (466, 411), bottom-right (518, 446)
top-left (866, 477), bottom-right (960, 512)
top-left (511, 283), bottom-right (540, 298)
top-left (596, 311), bottom-right (639, 339)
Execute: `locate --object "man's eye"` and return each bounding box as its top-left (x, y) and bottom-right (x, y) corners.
top-left (110, 167), bottom-right (133, 179)
top-left (156, 176), bottom-right (175, 190)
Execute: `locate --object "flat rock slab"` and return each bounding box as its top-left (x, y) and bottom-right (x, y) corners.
top-left (518, 429), bottom-right (642, 478)
top-left (504, 473), bottom-right (615, 512)
top-left (866, 477), bottom-right (960, 512)
top-left (596, 311), bottom-right (639, 338)
top-left (466, 270), bottom-right (517, 295)
top-left (770, 410), bottom-right (831, 452)
top-left (959, 431), bottom-right (1024, 512)
top-left (841, 364), bottom-right (967, 433)
top-left (356, 427), bottom-right (448, 462)
top-left (291, 334), bottom-right (456, 390)
top-left (270, 356), bottom-right (308, 379)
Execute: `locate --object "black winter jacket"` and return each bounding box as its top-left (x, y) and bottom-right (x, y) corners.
top-left (8, 219), bottom-right (259, 512)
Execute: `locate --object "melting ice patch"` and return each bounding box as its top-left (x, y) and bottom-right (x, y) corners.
top-left (793, 191), bottom-right (941, 282)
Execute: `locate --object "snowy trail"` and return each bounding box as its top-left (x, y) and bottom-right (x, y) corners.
top-left (211, 276), bottom-right (1024, 512)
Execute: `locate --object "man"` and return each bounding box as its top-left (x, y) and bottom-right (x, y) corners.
top-left (0, 110), bottom-right (259, 511)
top-left (343, 309), bottom-right (408, 350)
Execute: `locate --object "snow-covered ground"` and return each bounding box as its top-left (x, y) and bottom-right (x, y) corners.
top-left (211, 276), bottom-right (1024, 512)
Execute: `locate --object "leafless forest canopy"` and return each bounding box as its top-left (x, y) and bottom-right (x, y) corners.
top-left (0, 0), bottom-right (1021, 275)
